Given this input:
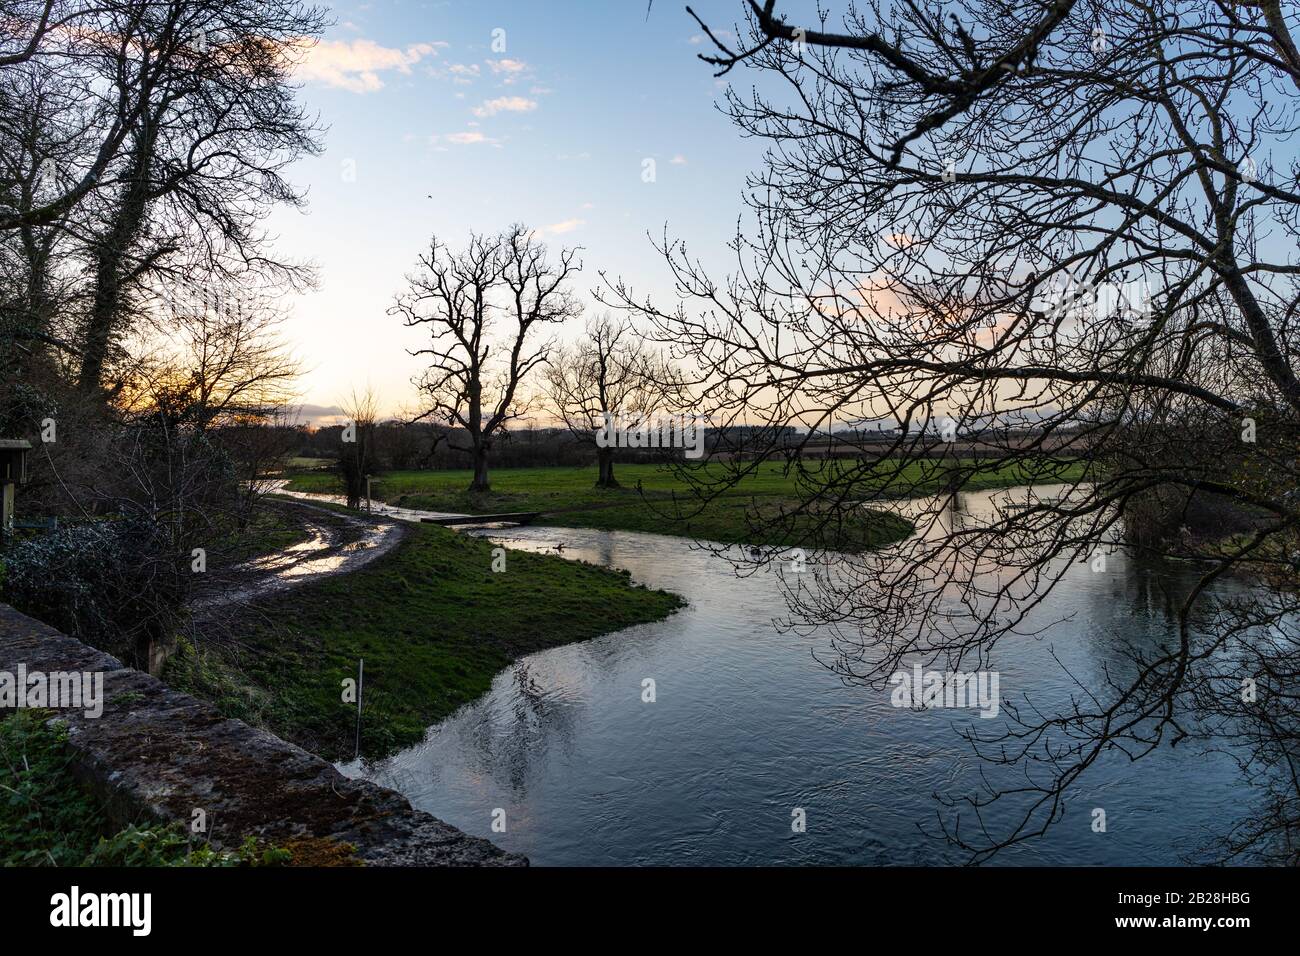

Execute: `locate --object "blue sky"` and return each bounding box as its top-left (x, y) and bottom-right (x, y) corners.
top-left (270, 0), bottom-right (775, 421)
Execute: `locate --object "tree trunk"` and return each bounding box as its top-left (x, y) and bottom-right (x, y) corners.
top-left (79, 120), bottom-right (157, 394)
top-left (595, 447), bottom-right (619, 488)
top-left (340, 432), bottom-right (367, 509)
top-left (469, 445), bottom-right (490, 493)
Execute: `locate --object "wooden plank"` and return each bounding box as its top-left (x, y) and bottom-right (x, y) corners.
top-left (420, 512), bottom-right (541, 526)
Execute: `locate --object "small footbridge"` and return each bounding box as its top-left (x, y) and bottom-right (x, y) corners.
top-left (420, 512), bottom-right (543, 527)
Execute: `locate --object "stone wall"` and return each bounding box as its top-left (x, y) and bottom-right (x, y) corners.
top-left (0, 603), bottom-right (524, 866)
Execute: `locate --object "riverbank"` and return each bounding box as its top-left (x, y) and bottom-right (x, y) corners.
top-left (168, 520), bottom-right (684, 760)
top-left (533, 494), bottom-right (915, 550)
top-left (284, 460), bottom-right (1082, 551)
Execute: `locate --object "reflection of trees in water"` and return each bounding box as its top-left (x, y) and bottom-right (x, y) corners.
top-left (444, 658), bottom-right (587, 799)
top-left (512, 662), bottom-right (545, 716)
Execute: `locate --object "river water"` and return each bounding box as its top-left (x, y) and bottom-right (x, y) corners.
top-left (338, 485), bottom-right (1254, 865)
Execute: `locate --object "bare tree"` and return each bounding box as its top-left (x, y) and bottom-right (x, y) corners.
top-left (74, 0), bottom-right (325, 396)
top-left (604, 0), bottom-right (1300, 862)
top-left (0, 0), bottom-right (320, 681)
top-left (373, 418), bottom-right (426, 472)
top-left (336, 387), bottom-right (379, 511)
top-left (0, 0), bottom-right (194, 233)
top-left (392, 224), bottom-right (582, 493)
top-left (544, 314), bottom-right (681, 488)
top-left (119, 279), bottom-right (301, 427)
top-left (0, 1), bottom-right (56, 68)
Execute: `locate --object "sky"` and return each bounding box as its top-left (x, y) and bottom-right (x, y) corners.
top-left (269, 0), bottom-right (776, 424)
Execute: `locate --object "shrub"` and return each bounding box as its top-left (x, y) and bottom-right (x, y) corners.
top-left (0, 519), bottom-right (184, 663)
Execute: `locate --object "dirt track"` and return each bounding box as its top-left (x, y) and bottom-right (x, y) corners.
top-left (190, 496), bottom-right (407, 618)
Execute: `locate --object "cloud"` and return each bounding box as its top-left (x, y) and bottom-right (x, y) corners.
top-left (295, 39), bottom-right (445, 93)
top-left (487, 58), bottom-right (531, 85)
top-left (883, 232), bottom-right (918, 249)
top-left (670, 154), bottom-right (688, 165)
top-left (543, 218), bottom-right (585, 235)
top-left (472, 95), bottom-right (537, 118)
top-left (447, 63), bottom-right (480, 84)
top-left (432, 130), bottom-right (498, 146)
top-left (292, 403), bottom-right (347, 427)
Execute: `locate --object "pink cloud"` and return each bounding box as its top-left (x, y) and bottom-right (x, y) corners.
top-left (295, 38), bottom-right (445, 93)
top-left (472, 96), bottom-right (538, 118)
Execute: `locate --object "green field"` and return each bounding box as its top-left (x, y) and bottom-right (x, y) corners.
top-left (285, 458), bottom-right (1085, 551)
top-left (284, 456), bottom-right (332, 472)
top-left (168, 522), bottom-right (684, 760)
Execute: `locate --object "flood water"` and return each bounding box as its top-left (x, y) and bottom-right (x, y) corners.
top-left (338, 486), bottom-right (1256, 865)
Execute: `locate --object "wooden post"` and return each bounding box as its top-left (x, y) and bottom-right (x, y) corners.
top-left (1, 482), bottom-right (14, 545)
top-left (365, 476), bottom-right (372, 514)
top-left (0, 440), bottom-right (32, 548)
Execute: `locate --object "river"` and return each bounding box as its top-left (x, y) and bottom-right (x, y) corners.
top-left (338, 485), bottom-right (1255, 865)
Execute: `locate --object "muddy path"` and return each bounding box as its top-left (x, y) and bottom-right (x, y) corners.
top-left (190, 496), bottom-right (407, 620)
top-left (192, 478), bottom-right (545, 621)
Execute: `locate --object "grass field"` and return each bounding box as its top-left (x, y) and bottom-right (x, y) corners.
top-left (285, 458), bottom-right (1085, 551)
top-left (284, 456), bottom-right (332, 472)
top-left (168, 522), bottom-right (684, 760)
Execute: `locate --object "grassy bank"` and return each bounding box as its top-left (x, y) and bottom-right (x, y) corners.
top-left (168, 522), bottom-right (684, 760)
top-left (285, 459), bottom-right (1084, 551)
top-left (533, 495), bottom-right (916, 550)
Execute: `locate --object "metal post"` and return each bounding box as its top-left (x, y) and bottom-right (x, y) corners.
top-left (354, 658), bottom-right (364, 758)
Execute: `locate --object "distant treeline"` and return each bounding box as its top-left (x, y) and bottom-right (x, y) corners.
top-left (289, 422), bottom-right (803, 472)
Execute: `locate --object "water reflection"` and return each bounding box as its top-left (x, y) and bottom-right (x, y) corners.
top-left (338, 485), bottom-right (1254, 865)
